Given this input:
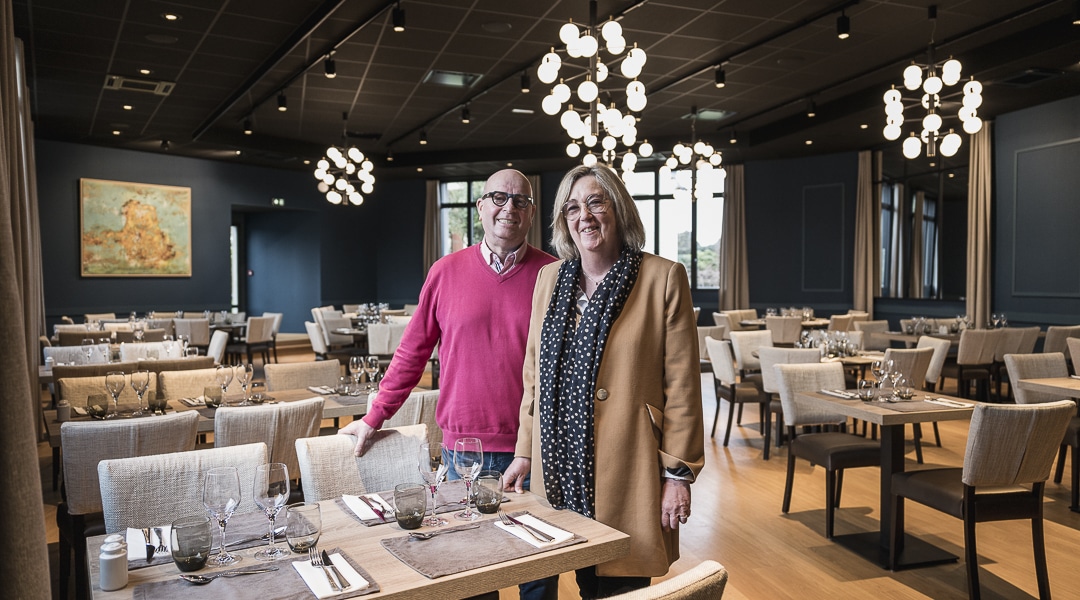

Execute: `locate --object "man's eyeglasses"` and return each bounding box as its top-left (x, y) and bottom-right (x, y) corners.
top-left (481, 191), bottom-right (534, 209)
top-left (562, 195), bottom-right (609, 221)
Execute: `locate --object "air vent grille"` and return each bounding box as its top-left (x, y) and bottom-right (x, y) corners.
top-left (104, 74), bottom-right (175, 96)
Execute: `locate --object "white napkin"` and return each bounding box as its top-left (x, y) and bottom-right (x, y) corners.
top-left (341, 494), bottom-right (380, 520)
top-left (820, 389), bottom-right (856, 399)
top-left (924, 397), bottom-right (973, 408)
top-left (308, 386), bottom-right (335, 395)
top-left (368, 494), bottom-right (394, 515)
top-left (494, 514), bottom-right (574, 548)
top-left (125, 526), bottom-right (171, 563)
top-left (291, 552), bottom-right (369, 598)
top-left (179, 397), bottom-right (206, 407)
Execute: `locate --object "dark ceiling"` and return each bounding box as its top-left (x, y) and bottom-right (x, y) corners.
top-left (12, 0), bottom-right (1080, 180)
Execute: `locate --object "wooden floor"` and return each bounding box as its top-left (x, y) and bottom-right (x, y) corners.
top-left (40, 349), bottom-right (1080, 599)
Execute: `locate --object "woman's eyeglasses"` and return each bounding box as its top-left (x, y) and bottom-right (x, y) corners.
top-left (480, 191), bottom-right (534, 209)
top-left (563, 195), bottom-right (609, 221)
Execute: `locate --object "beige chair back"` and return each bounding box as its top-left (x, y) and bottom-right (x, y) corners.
top-left (214, 397), bottom-right (324, 479)
top-left (729, 330), bottom-right (773, 372)
top-left (58, 330), bottom-right (109, 347)
top-left (854, 320), bottom-right (890, 351)
top-left (295, 424), bottom-right (429, 501)
top-left (262, 312), bottom-right (284, 337)
top-left (828, 314), bottom-right (854, 332)
top-left (404, 304), bottom-right (419, 315)
top-left (245, 316), bottom-right (275, 345)
top-left (1043, 325), bottom-right (1080, 355)
top-left (962, 401), bottom-right (1075, 487)
top-left (84, 312), bottom-right (116, 323)
top-left (1068, 338), bottom-right (1080, 373)
top-left (61, 411), bottom-right (198, 516)
top-left (44, 344), bottom-right (110, 366)
top-left (305, 321), bottom-right (329, 355)
top-left (883, 347), bottom-right (933, 390)
top-left (58, 373), bottom-right (158, 406)
top-left (207, 329), bottom-right (230, 364)
top-left (995, 326), bottom-right (1041, 362)
top-left (916, 336), bottom-right (951, 387)
top-left (119, 340), bottom-right (182, 362)
top-left (158, 367), bottom-right (220, 400)
top-left (264, 360), bottom-right (341, 391)
top-left (704, 337), bottom-right (738, 387)
top-left (956, 329), bottom-right (1003, 365)
top-left (775, 362), bottom-right (847, 427)
top-left (765, 316), bottom-right (802, 345)
top-left (97, 442), bottom-right (267, 533)
top-left (1004, 353), bottom-right (1071, 405)
top-left (606, 560), bottom-right (728, 600)
top-left (173, 318), bottom-right (211, 346)
top-left (380, 389), bottom-right (442, 448)
top-left (697, 326), bottom-right (727, 361)
top-left (320, 316), bottom-right (355, 347)
top-left (54, 323), bottom-right (91, 338)
top-left (759, 347), bottom-right (821, 395)
top-left (114, 328), bottom-right (166, 343)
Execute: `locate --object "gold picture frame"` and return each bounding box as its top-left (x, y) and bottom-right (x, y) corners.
top-left (79, 178), bottom-right (192, 277)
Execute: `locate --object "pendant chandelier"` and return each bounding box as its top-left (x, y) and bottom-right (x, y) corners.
top-left (538, 0), bottom-right (650, 175)
top-left (313, 113), bottom-right (375, 205)
top-left (882, 5), bottom-right (984, 159)
top-left (655, 108), bottom-right (723, 201)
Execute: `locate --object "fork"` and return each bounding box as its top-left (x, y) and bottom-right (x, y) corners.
top-left (154, 527), bottom-right (168, 554)
top-left (498, 511), bottom-right (548, 543)
top-left (309, 547), bottom-right (340, 592)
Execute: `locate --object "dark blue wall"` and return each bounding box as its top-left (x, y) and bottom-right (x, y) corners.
top-left (994, 94), bottom-right (1080, 326)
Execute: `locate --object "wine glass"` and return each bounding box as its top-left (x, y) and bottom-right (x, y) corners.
top-left (132, 321), bottom-right (145, 342)
top-left (364, 355), bottom-right (381, 392)
top-left (216, 365), bottom-right (233, 403)
top-left (453, 438), bottom-right (483, 521)
top-left (252, 463), bottom-right (290, 561)
top-left (417, 442), bottom-right (449, 527)
top-left (129, 370), bottom-right (150, 416)
top-left (177, 333), bottom-right (190, 353)
top-left (870, 360), bottom-right (888, 393)
top-left (235, 363), bottom-right (253, 405)
top-left (163, 335), bottom-right (174, 359)
top-left (203, 467), bottom-right (242, 566)
top-left (82, 339), bottom-right (96, 365)
top-left (104, 371), bottom-right (126, 418)
top-left (349, 355), bottom-right (363, 388)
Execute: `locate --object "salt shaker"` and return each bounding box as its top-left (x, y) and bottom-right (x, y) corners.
top-left (44, 356), bottom-right (54, 370)
top-left (56, 400), bottom-right (71, 422)
top-left (99, 541), bottom-right (128, 591)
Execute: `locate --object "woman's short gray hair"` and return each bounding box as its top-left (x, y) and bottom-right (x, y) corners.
top-left (550, 164), bottom-right (646, 260)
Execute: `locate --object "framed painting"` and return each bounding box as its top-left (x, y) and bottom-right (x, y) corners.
top-left (79, 178), bottom-right (192, 277)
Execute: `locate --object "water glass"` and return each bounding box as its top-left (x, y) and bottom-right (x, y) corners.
top-left (171, 516), bottom-right (212, 572)
top-left (857, 379), bottom-right (876, 401)
top-left (285, 502), bottom-right (321, 553)
top-left (203, 385), bottom-right (223, 408)
top-left (473, 470), bottom-right (503, 514)
top-left (393, 483), bottom-right (427, 530)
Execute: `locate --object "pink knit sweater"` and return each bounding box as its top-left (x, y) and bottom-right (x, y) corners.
top-left (363, 243), bottom-right (556, 452)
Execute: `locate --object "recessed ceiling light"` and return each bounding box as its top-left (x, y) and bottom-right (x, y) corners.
top-left (123, 105), bottom-right (133, 110)
top-left (235, 150), bottom-right (242, 156)
top-left (511, 108), bottom-right (534, 114)
top-left (506, 162), bottom-right (513, 167)
top-left (302, 159), bottom-right (310, 165)
top-left (112, 130), bottom-right (121, 135)
top-left (948, 172), bottom-right (955, 178)
top-left (416, 167), bottom-right (423, 172)
top-left (161, 13), bottom-right (181, 21)
top-left (859, 123), bottom-right (868, 129)
top-left (139, 68), bottom-right (152, 75)
top-left (805, 139), bottom-right (813, 145)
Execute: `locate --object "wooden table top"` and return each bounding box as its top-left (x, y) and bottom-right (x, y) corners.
top-left (1015, 377), bottom-right (1080, 397)
top-left (87, 492), bottom-right (630, 599)
top-left (795, 390), bottom-right (979, 426)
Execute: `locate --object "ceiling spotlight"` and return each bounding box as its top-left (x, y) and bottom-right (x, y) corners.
top-left (161, 13), bottom-right (181, 22)
top-left (160, 140), bottom-right (170, 151)
top-left (386, 147), bottom-right (394, 162)
top-left (393, 3), bottom-right (406, 32)
top-left (1073, 0), bottom-right (1080, 25)
top-left (461, 105), bottom-right (471, 124)
top-left (419, 129), bottom-right (428, 145)
top-left (122, 104), bottom-right (133, 111)
top-left (728, 130), bottom-right (737, 144)
top-left (139, 68), bottom-right (152, 75)
top-left (243, 118), bottom-right (253, 135)
top-left (520, 72), bottom-right (531, 93)
top-left (714, 66), bottom-right (726, 88)
top-left (837, 11), bottom-right (850, 40)
top-left (277, 92), bottom-right (287, 112)
top-left (806, 99), bottom-right (816, 118)
top-left (324, 55), bottom-right (336, 79)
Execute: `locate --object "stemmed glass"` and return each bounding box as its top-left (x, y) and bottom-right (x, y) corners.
top-left (235, 363), bottom-right (254, 405)
top-left (177, 334), bottom-right (190, 354)
top-left (129, 370), bottom-right (150, 416)
top-left (163, 335), bottom-right (174, 359)
top-left (453, 437), bottom-right (483, 521)
top-left (349, 355), bottom-right (364, 389)
top-left (364, 355), bottom-right (381, 392)
top-left (104, 371), bottom-right (126, 418)
top-left (203, 467), bottom-right (242, 566)
top-left (252, 463), bottom-right (290, 561)
top-left (132, 321), bottom-right (145, 342)
top-left (82, 339), bottom-right (96, 365)
top-left (216, 365), bottom-right (233, 404)
top-left (417, 442), bottom-right (449, 527)
top-left (870, 360), bottom-right (888, 396)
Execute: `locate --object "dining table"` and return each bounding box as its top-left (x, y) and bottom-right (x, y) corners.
top-left (740, 318), bottom-right (830, 329)
top-left (1014, 376), bottom-right (1080, 398)
top-left (795, 389), bottom-right (979, 570)
top-left (85, 488), bottom-right (630, 599)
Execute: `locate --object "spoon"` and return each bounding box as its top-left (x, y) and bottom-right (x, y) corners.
top-left (408, 523), bottom-right (480, 541)
top-left (179, 567), bottom-right (279, 584)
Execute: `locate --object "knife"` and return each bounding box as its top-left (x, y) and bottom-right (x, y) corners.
top-left (359, 495), bottom-right (386, 522)
top-left (322, 550), bottom-right (351, 590)
top-left (505, 514), bottom-right (555, 542)
top-left (141, 528), bottom-right (154, 562)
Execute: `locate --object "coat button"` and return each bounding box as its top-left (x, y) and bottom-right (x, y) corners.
top-left (595, 388), bottom-right (609, 401)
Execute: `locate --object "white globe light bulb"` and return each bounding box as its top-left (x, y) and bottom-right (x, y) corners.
top-left (923, 75), bottom-right (943, 95)
top-left (583, 134), bottom-right (598, 147)
top-left (566, 142), bottom-right (581, 158)
top-left (348, 147), bottom-right (363, 162)
top-left (577, 79), bottom-right (598, 103)
top-left (620, 59), bottom-right (642, 79)
top-left (601, 20), bottom-right (622, 41)
top-left (349, 193), bottom-right (363, 206)
top-left (326, 147), bottom-right (342, 159)
top-left (885, 100), bottom-right (904, 117)
top-left (317, 159), bottom-right (330, 170)
top-left (582, 153), bottom-right (597, 167)
top-left (560, 109), bottom-right (578, 130)
top-left (626, 93), bottom-right (647, 112)
top-left (317, 181), bottom-right (329, 193)
top-left (672, 143), bottom-right (685, 155)
top-left (335, 178), bottom-right (347, 191)
top-left (314, 168), bottom-right (327, 180)
top-left (922, 113), bottom-right (942, 132)
top-left (579, 35), bottom-right (598, 58)
top-left (627, 47), bottom-right (646, 66)
top-left (902, 135), bottom-right (922, 159)
top-left (963, 80), bottom-right (982, 95)
top-left (601, 135), bottom-right (617, 150)
top-left (596, 61), bottom-right (608, 82)
top-left (606, 36), bottom-right (626, 55)
top-left (883, 124), bottom-right (902, 141)
top-left (962, 93), bottom-right (982, 109)
top-left (694, 141), bottom-right (706, 155)
top-left (709, 153), bottom-right (722, 165)
top-left (327, 191), bottom-right (342, 204)
top-left (621, 133), bottom-right (636, 147)
top-left (542, 94), bottom-right (562, 115)
top-left (361, 182), bottom-right (374, 194)
top-left (552, 82), bottom-right (571, 103)
top-left (665, 157), bottom-right (677, 169)
top-left (940, 132), bottom-right (962, 157)
top-left (345, 162), bottom-right (356, 174)
top-left (537, 63), bottom-right (559, 84)
top-left (883, 88), bottom-right (902, 104)
top-left (559, 23), bottom-right (579, 45)
top-left (963, 116), bottom-right (982, 134)
top-left (638, 141), bottom-right (653, 157)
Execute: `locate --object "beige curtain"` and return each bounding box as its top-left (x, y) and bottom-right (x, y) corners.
top-left (910, 190), bottom-right (924, 298)
top-left (853, 150), bottom-right (877, 314)
top-left (1, 18), bottom-right (51, 600)
top-left (527, 174), bottom-right (542, 250)
top-left (967, 122), bottom-right (993, 327)
top-left (719, 164), bottom-right (749, 310)
top-left (421, 180), bottom-right (439, 275)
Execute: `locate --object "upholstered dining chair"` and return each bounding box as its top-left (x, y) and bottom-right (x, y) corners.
top-left (703, 337), bottom-right (767, 453)
top-left (57, 412), bottom-right (198, 598)
top-left (989, 326), bottom-right (1040, 400)
top-left (828, 314), bottom-right (854, 332)
top-left (696, 325), bottom-right (727, 371)
top-left (378, 389), bottom-right (442, 448)
top-left (306, 321), bottom-right (331, 360)
top-left (114, 328), bottom-right (166, 343)
top-left (941, 329), bottom-right (1004, 400)
top-left (729, 330), bottom-right (772, 384)
top-left (264, 360), bottom-right (342, 391)
top-left (889, 401), bottom-right (1075, 600)
top-left (118, 340), bottom-right (181, 361)
top-left (84, 312), bottom-right (116, 322)
top-left (58, 373), bottom-right (158, 406)
top-left (206, 329), bottom-right (230, 364)
top-left (58, 330), bottom-right (109, 347)
top-left (43, 343), bottom-right (110, 366)
top-left (262, 311), bottom-right (284, 362)
top-left (295, 424), bottom-right (429, 502)
top-left (1042, 324), bottom-right (1080, 359)
top-left (1068, 337), bottom-right (1080, 375)
top-left (157, 367), bottom-right (220, 400)
top-left (775, 362), bottom-right (881, 539)
top-left (97, 442), bottom-right (268, 533)
top-left (214, 397), bottom-right (324, 490)
top-left (1004, 352), bottom-right (1080, 512)
top-left (606, 560), bottom-right (728, 599)
top-left (883, 347), bottom-right (934, 463)
top-left (173, 317), bottom-right (211, 349)
top-left (765, 315), bottom-right (802, 346)
top-left (228, 315), bottom-right (276, 365)
top-left (854, 320), bottom-right (890, 351)
top-left (758, 347), bottom-right (820, 459)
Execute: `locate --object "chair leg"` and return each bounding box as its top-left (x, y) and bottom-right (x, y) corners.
top-left (825, 468), bottom-right (837, 538)
top-left (835, 469), bottom-right (844, 508)
top-left (736, 403), bottom-right (744, 425)
top-left (1032, 513), bottom-right (1051, 600)
top-left (913, 423), bottom-right (925, 464)
top-left (1071, 444), bottom-right (1079, 512)
top-left (723, 401), bottom-right (737, 447)
top-left (709, 393), bottom-right (721, 438)
top-left (932, 421), bottom-right (942, 447)
top-left (782, 446), bottom-right (796, 513)
top-left (963, 514), bottom-right (981, 600)
top-left (1054, 444), bottom-right (1066, 483)
top-left (762, 407), bottom-right (772, 461)
top-left (58, 529), bottom-right (70, 600)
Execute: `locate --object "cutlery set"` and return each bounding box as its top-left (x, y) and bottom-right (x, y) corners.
top-left (309, 547), bottom-right (351, 591)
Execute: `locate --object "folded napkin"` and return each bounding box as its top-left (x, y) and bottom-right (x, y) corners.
top-left (1071, 375), bottom-right (1080, 380)
top-left (179, 396), bottom-right (206, 407)
top-left (308, 386), bottom-right (335, 395)
top-left (292, 551), bottom-right (370, 599)
top-left (493, 513), bottom-right (574, 548)
top-left (126, 526), bottom-right (171, 566)
top-left (819, 389), bottom-right (856, 399)
top-left (341, 494), bottom-right (389, 522)
top-left (923, 397), bottom-right (973, 408)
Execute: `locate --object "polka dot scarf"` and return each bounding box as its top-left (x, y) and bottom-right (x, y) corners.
top-left (537, 246), bottom-right (642, 518)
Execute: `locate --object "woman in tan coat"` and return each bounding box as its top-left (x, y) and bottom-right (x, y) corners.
top-left (504, 165), bottom-right (705, 598)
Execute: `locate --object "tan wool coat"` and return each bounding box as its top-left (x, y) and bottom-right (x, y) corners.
top-left (515, 253), bottom-right (705, 577)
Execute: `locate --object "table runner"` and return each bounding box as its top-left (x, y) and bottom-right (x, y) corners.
top-left (128, 510), bottom-right (276, 570)
top-left (875, 399), bottom-right (968, 413)
top-left (132, 547), bottom-right (379, 599)
top-left (334, 480), bottom-right (509, 527)
top-left (380, 512), bottom-right (585, 579)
